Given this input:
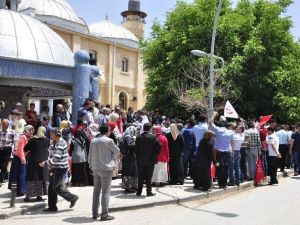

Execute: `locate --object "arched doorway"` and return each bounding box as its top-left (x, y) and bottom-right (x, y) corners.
top-left (119, 92), bottom-right (128, 110)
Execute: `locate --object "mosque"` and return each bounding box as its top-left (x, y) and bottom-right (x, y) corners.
top-left (0, 0), bottom-right (147, 120)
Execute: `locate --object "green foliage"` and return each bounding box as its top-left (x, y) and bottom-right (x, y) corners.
top-left (142, 0), bottom-right (300, 121)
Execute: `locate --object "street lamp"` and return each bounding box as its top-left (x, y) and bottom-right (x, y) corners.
top-left (191, 0), bottom-right (224, 116)
top-left (191, 50), bottom-right (224, 70)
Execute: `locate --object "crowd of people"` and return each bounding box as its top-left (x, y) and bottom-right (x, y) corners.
top-left (0, 99), bottom-right (300, 221)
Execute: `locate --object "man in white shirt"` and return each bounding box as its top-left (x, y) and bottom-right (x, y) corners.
top-left (276, 125), bottom-right (290, 171)
top-left (266, 127), bottom-right (281, 185)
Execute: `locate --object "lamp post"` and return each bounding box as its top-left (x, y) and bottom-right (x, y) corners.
top-left (191, 0), bottom-right (224, 116)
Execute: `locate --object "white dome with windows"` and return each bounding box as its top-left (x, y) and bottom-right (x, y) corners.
top-left (0, 9), bottom-right (74, 66)
top-left (18, 0), bottom-right (89, 33)
top-left (89, 20), bottom-right (138, 42)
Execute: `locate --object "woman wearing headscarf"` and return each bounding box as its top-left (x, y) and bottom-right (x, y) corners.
top-left (166, 124), bottom-right (185, 185)
top-left (9, 125), bottom-right (34, 196)
top-left (151, 126), bottom-right (169, 186)
top-left (120, 126), bottom-right (138, 193)
top-left (70, 129), bottom-right (88, 186)
top-left (24, 127), bottom-right (49, 201)
top-left (193, 130), bottom-right (219, 191)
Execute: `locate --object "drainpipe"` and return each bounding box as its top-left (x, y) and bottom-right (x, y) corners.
top-left (111, 42), bottom-right (116, 106)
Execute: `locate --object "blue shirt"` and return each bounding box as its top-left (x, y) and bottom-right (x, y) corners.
top-left (210, 123), bottom-right (234, 152)
top-left (191, 122), bottom-right (208, 148)
top-left (276, 129), bottom-right (290, 145)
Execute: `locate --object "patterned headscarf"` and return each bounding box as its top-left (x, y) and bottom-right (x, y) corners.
top-left (24, 125), bottom-right (34, 134)
top-left (125, 126), bottom-right (137, 138)
top-left (170, 123), bottom-right (179, 141)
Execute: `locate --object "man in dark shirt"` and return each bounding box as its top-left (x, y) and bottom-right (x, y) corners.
top-left (135, 123), bottom-right (161, 196)
top-left (289, 124), bottom-right (300, 176)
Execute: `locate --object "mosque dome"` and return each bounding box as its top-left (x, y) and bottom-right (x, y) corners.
top-left (0, 9), bottom-right (74, 66)
top-left (18, 0), bottom-right (88, 33)
top-left (89, 20), bottom-right (138, 42)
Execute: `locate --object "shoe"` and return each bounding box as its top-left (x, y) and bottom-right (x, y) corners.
top-left (294, 172), bottom-right (298, 176)
top-left (43, 208), bottom-right (58, 212)
top-left (100, 215), bottom-right (115, 221)
top-left (136, 192), bottom-right (142, 196)
top-left (92, 214), bottom-right (100, 220)
top-left (36, 196), bottom-right (43, 201)
top-left (125, 189), bottom-right (136, 193)
top-left (24, 197), bottom-right (30, 202)
top-left (147, 192), bottom-right (156, 197)
top-left (16, 193), bottom-right (25, 197)
top-left (69, 196), bottom-right (79, 208)
top-left (227, 182), bottom-right (235, 186)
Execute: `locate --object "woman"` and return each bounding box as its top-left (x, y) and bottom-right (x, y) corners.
top-left (24, 127), bottom-right (49, 201)
top-left (120, 126), bottom-right (138, 193)
top-left (70, 129), bottom-right (88, 186)
top-left (193, 130), bottom-right (218, 191)
top-left (9, 125), bottom-right (34, 196)
top-left (151, 126), bottom-right (169, 186)
top-left (166, 123), bottom-right (184, 185)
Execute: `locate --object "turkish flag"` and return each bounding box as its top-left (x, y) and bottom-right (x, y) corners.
top-left (259, 115), bottom-right (272, 126)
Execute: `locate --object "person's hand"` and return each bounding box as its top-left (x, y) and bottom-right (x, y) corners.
top-left (39, 161), bottom-right (46, 167)
top-left (277, 153), bottom-right (282, 158)
top-left (21, 159), bottom-right (26, 165)
top-left (215, 163), bottom-right (220, 167)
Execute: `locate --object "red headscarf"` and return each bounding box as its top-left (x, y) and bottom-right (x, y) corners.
top-left (153, 126), bottom-right (162, 136)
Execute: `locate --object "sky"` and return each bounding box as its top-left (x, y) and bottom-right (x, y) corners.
top-left (70, 0), bottom-right (300, 39)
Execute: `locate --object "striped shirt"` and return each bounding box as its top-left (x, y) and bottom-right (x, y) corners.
top-left (48, 137), bottom-right (68, 169)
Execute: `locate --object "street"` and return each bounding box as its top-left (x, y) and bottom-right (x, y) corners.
top-left (2, 176), bottom-right (299, 225)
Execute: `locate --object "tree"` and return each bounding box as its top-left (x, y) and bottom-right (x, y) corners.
top-left (142, 0), bottom-right (300, 121)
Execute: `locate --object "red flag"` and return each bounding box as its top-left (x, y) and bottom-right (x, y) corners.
top-left (259, 115), bottom-right (272, 126)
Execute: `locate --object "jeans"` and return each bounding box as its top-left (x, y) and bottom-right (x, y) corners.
top-left (246, 149), bottom-right (258, 179)
top-left (293, 151), bottom-right (300, 173)
top-left (261, 150), bottom-right (268, 176)
top-left (48, 168), bottom-right (78, 210)
top-left (229, 151), bottom-right (241, 184)
top-left (240, 147), bottom-right (247, 181)
top-left (92, 170), bottom-right (113, 217)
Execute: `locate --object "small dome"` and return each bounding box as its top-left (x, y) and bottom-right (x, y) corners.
top-left (89, 20), bottom-right (138, 42)
top-left (18, 0), bottom-right (88, 33)
top-left (0, 9), bottom-right (74, 66)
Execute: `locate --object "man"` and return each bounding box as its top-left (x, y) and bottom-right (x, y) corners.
top-left (135, 123), bottom-right (161, 196)
top-left (63, 102), bottom-right (72, 122)
top-left (53, 104), bottom-right (66, 128)
top-left (208, 112), bottom-right (234, 188)
top-left (0, 119), bottom-right (18, 187)
top-left (39, 128), bottom-right (78, 212)
top-left (289, 124), bottom-right (300, 176)
top-left (0, 101), bottom-right (5, 121)
top-left (41, 117), bottom-right (53, 140)
top-left (266, 127), bottom-right (281, 185)
top-left (245, 122), bottom-right (261, 181)
top-left (25, 103), bottom-right (38, 127)
top-left (276, 125), bottom-right (290, 172)
top-left (191, 115), bottom-right (208, 152)
top-left (182, 120), bottom-right (196, 178)
top-left (88, 124), bottom-right (120, 221)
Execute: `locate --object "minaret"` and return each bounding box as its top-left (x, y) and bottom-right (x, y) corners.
top-left (121, 0), bottom-right (147, 40)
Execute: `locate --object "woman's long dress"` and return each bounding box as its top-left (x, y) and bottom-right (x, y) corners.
top-left (120, 135), bottom-right (138, 190)
top-left (166, 133), bottom-right (184, 184)
top-left (70, 139), bottom-right (88, 185)
top-left (193, 139), bottom-right (215, 190)
top-left (24, 137), bottom-right (49, 197)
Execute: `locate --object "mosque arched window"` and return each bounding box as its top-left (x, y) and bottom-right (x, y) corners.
top-left (121, 57), bottom-right (129, 72)
top-left (119, 92), bottom-right (128, 110)
top-left (89, 49), bottom-right (97, 65)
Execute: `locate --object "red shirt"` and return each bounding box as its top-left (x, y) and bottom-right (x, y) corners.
top-left (260, 127), bottom-right (268, 150)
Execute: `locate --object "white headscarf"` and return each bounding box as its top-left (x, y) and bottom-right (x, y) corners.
top-left (125, 126), bottom-right (137, 138)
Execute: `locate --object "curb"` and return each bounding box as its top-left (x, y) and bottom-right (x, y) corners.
top-left (0, 170), bottom-right (293, 219)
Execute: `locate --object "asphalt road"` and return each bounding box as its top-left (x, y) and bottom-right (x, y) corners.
top-left (2, 176), bottom-right (300, 225)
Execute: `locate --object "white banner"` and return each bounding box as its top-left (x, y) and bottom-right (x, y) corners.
top-left (224, 100), bottom-right (239, 119)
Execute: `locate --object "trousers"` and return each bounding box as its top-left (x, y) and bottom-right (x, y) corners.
top-left (137, 164), bottom-right (155, 194)
top-left (92, 170), bottom-right (113, 217)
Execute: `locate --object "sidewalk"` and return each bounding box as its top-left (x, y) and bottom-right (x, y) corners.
top-left (0, 170), bottom-right (292, 219)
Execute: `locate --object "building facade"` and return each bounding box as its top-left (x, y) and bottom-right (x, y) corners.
top-left (18, 0), bottom-right (148, 111)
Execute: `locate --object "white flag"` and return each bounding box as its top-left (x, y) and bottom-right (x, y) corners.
top-left (224, 100), bottom-right (239, 119)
